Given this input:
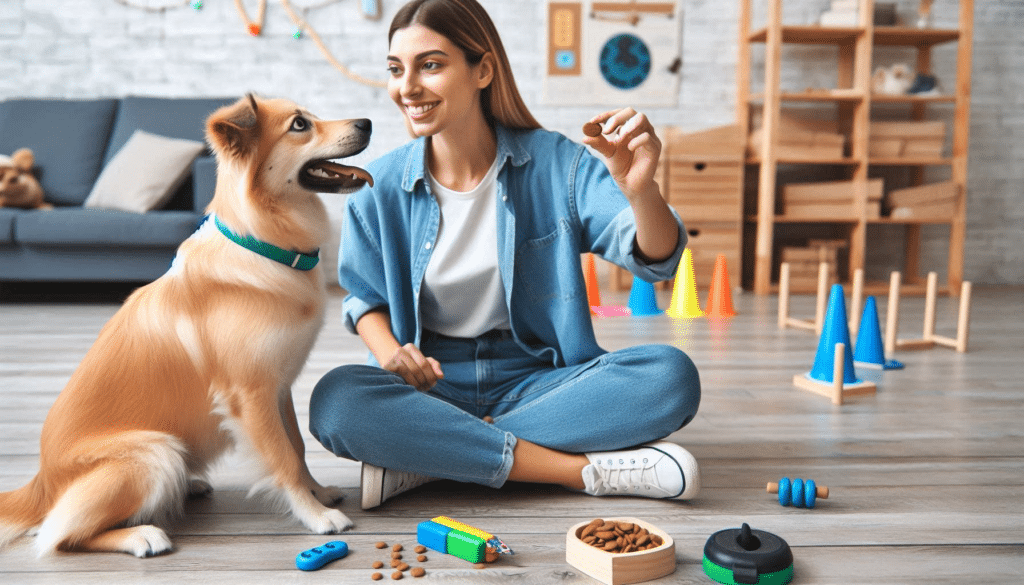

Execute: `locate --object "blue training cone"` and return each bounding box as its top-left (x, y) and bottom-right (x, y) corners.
top-left (809, 284), bottom-right (860, 384)
top-left (853, 296), bottom-right (905, 370)
top-left (628, 278), bottom-right (662, 316)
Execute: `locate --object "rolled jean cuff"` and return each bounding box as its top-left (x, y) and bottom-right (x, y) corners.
top-left (487, 432), bottom-right (518, 489)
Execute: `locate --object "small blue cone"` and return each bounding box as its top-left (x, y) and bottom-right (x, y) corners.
top-left (628, 278), bottom-right (662, 316)
top-left (853, 296), bottom-right (905, 370)
top-left (809, 284), bottom-right (860, 384)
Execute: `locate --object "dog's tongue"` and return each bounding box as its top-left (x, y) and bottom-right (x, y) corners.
top-left (316, 161), bottom-right (374, 187)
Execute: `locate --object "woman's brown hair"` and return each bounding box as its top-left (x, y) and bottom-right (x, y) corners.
top-left (389, 0), bottom-right (541, 131)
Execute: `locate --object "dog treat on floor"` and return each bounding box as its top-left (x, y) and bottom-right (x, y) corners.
top-left (373, 561), bottom-right (384, 569)
top-left (391, 571), bottom-right (403, 580)
top-left (411, 567), bottom-right (426, 578)
top-left (414, 545), bottom-right (427, 554)
top-left (376, 542), bottom-right (388, 549)
top-left (371, 572), bottom-right (383, 581)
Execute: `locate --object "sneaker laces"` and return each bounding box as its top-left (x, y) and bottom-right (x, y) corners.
top-left (588, 459), bottom-right (660, 495)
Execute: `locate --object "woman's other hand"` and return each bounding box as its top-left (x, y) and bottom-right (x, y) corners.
top-left (384, 343), bottom-right (445, 392)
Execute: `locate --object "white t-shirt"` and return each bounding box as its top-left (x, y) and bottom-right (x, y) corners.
top-left (420, 156), bottom-right (510, 338)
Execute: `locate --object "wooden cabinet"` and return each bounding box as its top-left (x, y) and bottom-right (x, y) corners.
top-left (738, 0), bottom-right (974, 295)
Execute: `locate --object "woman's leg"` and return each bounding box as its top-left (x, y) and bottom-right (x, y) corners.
top-left (496, 344), bottom-right (701, 498)
top-left (491, 344), bottom-right (701, 453)
top-left (308, 364), bottom-right (516, 489)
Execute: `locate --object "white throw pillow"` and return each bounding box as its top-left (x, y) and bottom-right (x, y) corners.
top-left (84, 130), bottom-right (205, 213)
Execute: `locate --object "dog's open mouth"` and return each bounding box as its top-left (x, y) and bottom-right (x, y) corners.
top-left (300, 160), bottom-right (374, 193)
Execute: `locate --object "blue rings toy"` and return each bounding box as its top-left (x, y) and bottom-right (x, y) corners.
top-left (767, 478), bottom-right (830, 509)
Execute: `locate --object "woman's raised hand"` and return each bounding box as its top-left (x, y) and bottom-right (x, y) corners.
top-left (582, 107), bottom-right (662, 202)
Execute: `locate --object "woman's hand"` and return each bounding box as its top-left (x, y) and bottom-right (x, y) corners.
top-left (582, 107), bottom-right (662, 202)
top-left (383, 343), bottom-right (444, 392)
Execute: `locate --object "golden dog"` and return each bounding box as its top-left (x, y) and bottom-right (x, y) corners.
top-left (0, 95), bottom-right (372, 557)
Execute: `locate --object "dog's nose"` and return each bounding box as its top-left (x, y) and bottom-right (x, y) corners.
top-left (354, 119), bottom-right (372, 134)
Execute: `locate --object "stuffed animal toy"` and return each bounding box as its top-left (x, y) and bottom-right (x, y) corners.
top-left (0, 148), bottom-right (50, 209)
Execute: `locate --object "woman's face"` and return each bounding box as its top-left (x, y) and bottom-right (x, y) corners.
top-left (387, 24), bottom-right (491, 138)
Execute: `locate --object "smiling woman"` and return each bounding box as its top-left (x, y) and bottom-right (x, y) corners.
top-left (309, 0), bottom-right (701, 513)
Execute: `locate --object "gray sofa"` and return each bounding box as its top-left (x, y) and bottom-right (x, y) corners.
top-left (0, 96), bottom-right (234, 283)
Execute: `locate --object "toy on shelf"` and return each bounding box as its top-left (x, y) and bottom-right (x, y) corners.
top-left (417, 516), bottom-right (513, 564)
top-left (703, 523), bottom-right (793, 585)
top-left (295, 540), bottom-right (349, 571)
top-left (666, 248), bottom-right (704, 318)
top-left (888, 271), bottom-right (973, 353)
top-left (767, 478), bottom-right (830, 509)
top-left (793, 284), bottom-right (877, 405)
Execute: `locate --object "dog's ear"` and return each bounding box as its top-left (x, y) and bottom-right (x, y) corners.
top-left (11, 148), bottom-right (34, 172)
top-left (207, 94), bottom-right (260, 159)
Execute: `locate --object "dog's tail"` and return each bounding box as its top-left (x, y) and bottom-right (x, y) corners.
top-left (0, 476), bottom-right (49, 550)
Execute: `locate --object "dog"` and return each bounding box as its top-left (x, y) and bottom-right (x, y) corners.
top-left (0, 94), bottom-right (372, 558)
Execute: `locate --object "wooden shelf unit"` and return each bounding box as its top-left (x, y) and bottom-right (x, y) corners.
top-left (737, 0), bottom-right (974, 295)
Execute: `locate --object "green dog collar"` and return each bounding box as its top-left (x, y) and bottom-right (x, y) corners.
top-left (214, 215), bottom-right (320, 271)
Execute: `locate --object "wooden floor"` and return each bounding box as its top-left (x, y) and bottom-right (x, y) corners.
top-left (1, 284), bottom-right (1022, 584)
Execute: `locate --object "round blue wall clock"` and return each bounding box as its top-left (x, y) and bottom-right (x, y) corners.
top-left (599, 33), bottom-right (652, 90)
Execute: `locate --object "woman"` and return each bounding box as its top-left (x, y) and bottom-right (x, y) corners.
top-left (309, 0), bottom-right (701, 510)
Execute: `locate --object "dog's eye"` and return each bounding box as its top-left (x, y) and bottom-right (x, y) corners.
top-left (291, 117), bottom-right (310, 132)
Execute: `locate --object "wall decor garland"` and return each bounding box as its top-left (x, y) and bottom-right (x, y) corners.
top-left (113, 0), bottom-right (386, 88)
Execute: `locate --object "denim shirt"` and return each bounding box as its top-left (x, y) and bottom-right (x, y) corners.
top-left (339, 125), bottom-right (687, 368)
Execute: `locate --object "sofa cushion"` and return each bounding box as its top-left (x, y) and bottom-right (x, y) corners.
top-left (85, 130), bottom-right (206, 213)
top-left (0, 208), bottom-right (17, 245)
top-left (14, 208), bottom-right (202, 248)
top-left (0, 98), bottom-right (119, 207)
top-left (103, 96), bottom-right (236, 166)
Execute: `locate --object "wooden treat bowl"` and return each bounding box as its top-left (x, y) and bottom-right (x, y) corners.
top-left (565, 517), bottom-right (676, 585)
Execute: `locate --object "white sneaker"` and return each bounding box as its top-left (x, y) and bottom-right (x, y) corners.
top-left (360, 462), bottom-right (437, 509)
top-left (581, 441), bottom-right (700, 500)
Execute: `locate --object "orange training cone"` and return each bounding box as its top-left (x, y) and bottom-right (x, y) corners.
top-left (705, 254), bottom-right (737, 318)
top-left (667, 248), bottom-right (704, 318)
top-left (584, 253), bottom-right (601, 314)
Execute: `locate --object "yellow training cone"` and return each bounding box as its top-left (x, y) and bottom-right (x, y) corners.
top-left (667, 248), bottom-right (704, 318)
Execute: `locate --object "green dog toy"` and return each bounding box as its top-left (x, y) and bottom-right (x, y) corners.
top-left (703, 523), bottom-right (793, 585)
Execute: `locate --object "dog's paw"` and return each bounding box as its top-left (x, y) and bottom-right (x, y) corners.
top-left (307, 509), bottom-right (354, 534)
top-left (124, 526), bottom-right (174, 558)
top-left (312, 484), bottom-right (345, 506)
top-left (188, 479), bottom-right (213, 499)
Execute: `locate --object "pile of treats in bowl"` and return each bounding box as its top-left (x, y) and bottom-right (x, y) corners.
top-left (578, 518), bottom-right (664, 554)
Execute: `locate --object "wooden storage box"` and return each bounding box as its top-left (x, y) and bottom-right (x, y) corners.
top-left (869, 121), bottom-right (946, 159)
top-left (748, 114), bottom-right (846, 160)
top-left (782, 178), bottom-right (883, 218)
top-left (565, 518), bottom-right (675, 585)
top-left (888, 180), bottom-right (958, 219)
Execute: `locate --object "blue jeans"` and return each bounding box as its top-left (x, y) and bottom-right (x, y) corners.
top-left (308, 330), bottom-right (700, 489)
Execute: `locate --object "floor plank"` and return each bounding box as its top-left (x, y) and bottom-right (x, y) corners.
top-left (1, 284), bottom-right (1022, 584)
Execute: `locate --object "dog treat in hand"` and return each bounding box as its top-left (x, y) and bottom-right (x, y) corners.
top-left (582, 122), bottom-right (602, 137)
top-left (578, 518), bottom-right (664, 554)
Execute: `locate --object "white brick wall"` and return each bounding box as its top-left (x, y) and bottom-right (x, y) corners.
top-left (1, 0), bottom-right (1020, 284)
